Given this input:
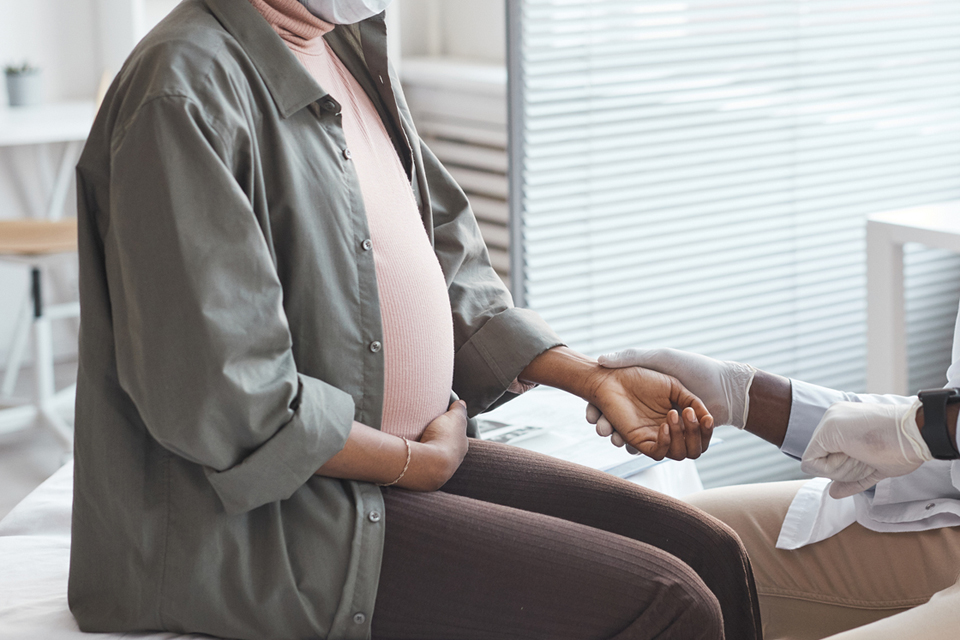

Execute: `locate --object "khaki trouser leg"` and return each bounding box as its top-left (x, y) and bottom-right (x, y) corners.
top-left (686, 481), bottom-right (960, 640)
top-left (825, 575), bottom-right (960, 640)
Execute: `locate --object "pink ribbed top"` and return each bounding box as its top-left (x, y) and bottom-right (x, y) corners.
top-left (249, 0), bottom-right (455, 440)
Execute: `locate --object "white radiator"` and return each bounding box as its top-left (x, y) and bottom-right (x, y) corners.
top-left (401, 57), bottom-right (511, 285)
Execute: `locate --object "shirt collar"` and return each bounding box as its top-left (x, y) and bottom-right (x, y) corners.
top-left (204, 0), bottom-right (325, 118)
top-left (201, 0), bottom-right (410, 173)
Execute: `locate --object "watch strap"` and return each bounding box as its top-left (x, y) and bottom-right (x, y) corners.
top-left (918, 388), bottom-right (960, 461)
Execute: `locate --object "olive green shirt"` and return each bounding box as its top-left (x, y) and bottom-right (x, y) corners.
top-left (67, 1), bottom-right (561, 638)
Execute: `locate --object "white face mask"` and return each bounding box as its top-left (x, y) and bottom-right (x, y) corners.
top-left (297, 0), bottom-right (392, 24)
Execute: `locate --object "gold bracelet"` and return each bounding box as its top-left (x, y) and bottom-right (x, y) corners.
top-left (379, 436), bottom-right (411, 487)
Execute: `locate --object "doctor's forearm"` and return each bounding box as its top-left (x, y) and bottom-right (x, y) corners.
top-left (744, 371), bottom-right (793, 448)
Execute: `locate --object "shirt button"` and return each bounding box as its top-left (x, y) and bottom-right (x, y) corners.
top-left (321, 97), bottom-right (339, 112)
top-left (343, 148), bottom-right (352, 160)
top-left (361, 238), bottom-right (373, 251)
top-left (368, 510), bottom-right (382, 523)
top-left (353, 612), bottom-right (366, 625)
top-left (926, 502), bottom-right (936, 510)
top-left (369, 340), bottom-right (382, 353)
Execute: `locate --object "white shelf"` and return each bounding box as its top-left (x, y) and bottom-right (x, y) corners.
top-left (0, 101), bottom-right (95, 148)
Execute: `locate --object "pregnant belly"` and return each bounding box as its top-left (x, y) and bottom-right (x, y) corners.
top-left (375, 259), bottom-right (456, 442)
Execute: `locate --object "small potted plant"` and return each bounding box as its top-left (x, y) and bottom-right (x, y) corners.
top-left (4, 62), bottom-right (42, 107)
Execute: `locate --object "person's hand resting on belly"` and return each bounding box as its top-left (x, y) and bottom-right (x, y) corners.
top-left (316, 401), bottom-right (469, 492)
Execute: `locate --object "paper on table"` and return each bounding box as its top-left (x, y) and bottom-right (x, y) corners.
top-left (478, 387), bottom-right (668, 479)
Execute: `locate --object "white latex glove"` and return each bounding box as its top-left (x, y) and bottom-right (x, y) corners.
top-left (590, 412), bottom-right (641, 455)
top-left (587, 348), bottom-right (757, 429)
top-left (590, 409), bottom-right (702, 456)
top-left (800, 399), bottom-right (931, 499)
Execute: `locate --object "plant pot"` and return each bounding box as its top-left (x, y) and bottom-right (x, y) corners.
top-left (5, 71), bottom-right (43, 107)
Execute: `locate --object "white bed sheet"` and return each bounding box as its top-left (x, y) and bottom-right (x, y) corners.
top-left (0, 461), bottom-right (200, 640)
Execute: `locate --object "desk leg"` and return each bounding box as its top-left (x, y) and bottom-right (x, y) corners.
top-left (1, 293), bottom-right (32, 398)
top-left (867, 222), bottom-right (908, 395)
top-left (45, 140), bottom-right (82, 221)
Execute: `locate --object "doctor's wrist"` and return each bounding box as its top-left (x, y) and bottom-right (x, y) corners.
top-left (916, 403), bottom-right (959, 444)
top-left (743, 371), bottom-right (792, 448)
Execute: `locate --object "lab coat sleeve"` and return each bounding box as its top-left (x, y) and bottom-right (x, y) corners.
top-left (946, 299), bottom-right (960, 451)
top-left (782, 380), bottom-right (916, 459)
top-left (105, 95), bottom-right (355, 515)
top-left (419, 141), bottom-right (564, 414)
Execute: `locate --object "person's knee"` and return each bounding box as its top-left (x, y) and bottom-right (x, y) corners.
top-left (672, 498), bottom-right (754, 582)
top-left (615, 562), bottom-right (724, 640)
top-left (664, 575), bottom-right (724, 640)
top-left (707, 515), bottom-right (752, 572)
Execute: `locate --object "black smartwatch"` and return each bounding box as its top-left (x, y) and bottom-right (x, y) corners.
top-left (917, 388), bottom-right (960, 461)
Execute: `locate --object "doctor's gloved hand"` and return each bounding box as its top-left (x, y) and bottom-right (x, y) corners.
top-left (587, 366), bottom-right (714, 461)
top-left (800, 400), bottom-right (931, 499)
top-left (587, 348), bottom-right (754, 458)
top-left (587, 348), bottom-right (757, 430)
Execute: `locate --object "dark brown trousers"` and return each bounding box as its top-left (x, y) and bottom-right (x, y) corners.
top-left (372, 440), bottom-right (761, 640)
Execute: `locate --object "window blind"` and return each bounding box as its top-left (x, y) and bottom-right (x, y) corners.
top-left (507, 0), bottom-right (960, 487)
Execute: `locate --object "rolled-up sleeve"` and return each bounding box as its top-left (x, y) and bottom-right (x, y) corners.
top-left (453, 307), bottom-right (562, 411)
top-left (206, 376), bottom-right (355, 515)
top-left (420, 142), bottom-right (563, 413)
top-left (105, 95), bottom-right (354, 514)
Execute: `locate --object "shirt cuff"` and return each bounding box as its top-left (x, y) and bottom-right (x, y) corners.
top-left (781, 379), bottom-right (851, 459)
top-left (453, 307), bottom-right (563, 415)
top-left (206, 375), bottom-right (355, 515)
top-left (507, 378), bottom-right (537, 395)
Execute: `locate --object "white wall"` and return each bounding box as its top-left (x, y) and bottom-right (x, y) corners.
top-left (399, 0), bottom-right (505, 62)
top-left (0, 0), bottom-right (101, 104)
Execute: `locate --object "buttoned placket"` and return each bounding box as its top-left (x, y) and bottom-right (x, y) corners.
top-left (309, 93), bottom-right (386, 431)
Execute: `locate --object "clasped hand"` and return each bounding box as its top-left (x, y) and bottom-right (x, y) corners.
top-left (585, 366), bottom-right (714, 461)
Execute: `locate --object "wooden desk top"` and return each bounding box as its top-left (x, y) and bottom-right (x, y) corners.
top-left (0, 219), bottom-right (78, 255)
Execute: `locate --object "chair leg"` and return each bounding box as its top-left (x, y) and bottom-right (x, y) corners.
top-left (30, 267), bottom-right (73, 449)
top-left (1, 292), bottom-right (32, 399)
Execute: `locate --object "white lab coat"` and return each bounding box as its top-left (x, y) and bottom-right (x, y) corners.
top-left (776, 302), bottom-right (960, 550)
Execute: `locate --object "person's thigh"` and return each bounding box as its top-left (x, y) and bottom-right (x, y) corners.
top-left (825, 573), bottom-right (960, 640)
top-left (686, 481), bottom-right (960, 640)
top-left (438, 439), bottom-right (761, 640)
top-left (372, 488), bottom-right (723, 640)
